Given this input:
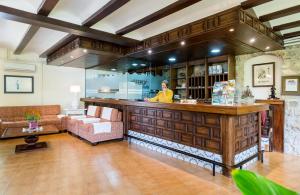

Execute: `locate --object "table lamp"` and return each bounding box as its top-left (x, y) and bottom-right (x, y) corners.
top-left (70, 85), bottom-right (81, 109)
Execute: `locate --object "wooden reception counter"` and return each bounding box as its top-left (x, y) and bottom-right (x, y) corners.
top-left (81, 98), bottom-right (269, 176)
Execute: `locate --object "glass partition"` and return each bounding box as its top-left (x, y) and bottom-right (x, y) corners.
top-left (85, 58), bottom-right (165, 100)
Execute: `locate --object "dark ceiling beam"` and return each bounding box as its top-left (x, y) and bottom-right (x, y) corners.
top-left (116, 0), bottom-right (202, 35)
top-left (283, 31), bottom-right (300, 39)
top-left (273, 20), bottom-right (300, 32)
top-left (14, 26), bottom-right (40, 54)
top-left (259, 5), bottom-right (300, 22)
top-left (40, 0), bottom-right (130, 58)
top-left (0, 5), bottom-right (138, 46)
top-left (82, 0), bottom-right (129, 27)
top-left (36, 0), bottom-right (60, 16)
top-left (241, 0), bottom-right (272, 9)
top-left (14, 0), bottom-right (59, 54)
top-left (39, 34), bottom-right (77, 58)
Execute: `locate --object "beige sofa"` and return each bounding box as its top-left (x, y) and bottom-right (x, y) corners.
top-left (0, 105), bottom-right (65, 138)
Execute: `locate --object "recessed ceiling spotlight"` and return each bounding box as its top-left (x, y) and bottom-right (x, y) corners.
top-left (180, 41), bottom-right (186, 46)
top-left (132, 63), bottom-right (138, 66)
top-left (265, 46), bottom-right (270, 50)
top-left (148, 49), bottom-right (152, 54)
top-left (83, 49), bottom-right (87, 53)
top-left (168, 57), bottom-right (176, 62)
top-left (111, 68), bottom-right (116, 71)
top-left (140, 63), bottom-right (147, 66)
top-left (70, 55), bottom-right (74, 59)
top-left (211, 49), bottom-right (221, 53)
top-left (229, 28), bottom-right (235, 32)
top-left (249, 38), bottom-right (256, 43)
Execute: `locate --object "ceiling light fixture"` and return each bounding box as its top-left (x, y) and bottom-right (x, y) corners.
top-left (168, 57), bottom-right (176, 62)
top-left (83, 49), bottom-right (87, 53)
top-left (111, 68), bottom-right (116, 71)
top-left (132, 63), bottom-right (138, 66)
top-left (140, 64), bottom-right (147, 66)
top-left (249, 38), bottom-right (256, 43)
top-left (148, 49), bottom-right (152, 54)
top-left (265, 46), bottom-right (270, 50)
top-left (180, 41), bottom-right (185, 46)
top-left (229, 28), bottom-right (234, 32)
top-left (211, 49), bottom-right (221, 53)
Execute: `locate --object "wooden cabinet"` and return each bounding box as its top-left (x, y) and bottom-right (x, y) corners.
top-left (165, 55), bottom-right (235, 102)
top-left (256, 99), bottom-right (285, 152)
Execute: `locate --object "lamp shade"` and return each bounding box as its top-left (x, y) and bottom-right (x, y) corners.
top-left (70, 85), bottom-right (81, 93)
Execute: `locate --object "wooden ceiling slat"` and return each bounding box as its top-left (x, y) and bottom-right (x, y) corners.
top-left (82, 0), bottom-right (129, 27)
top-left (273, 20), bottom-right (300, 32)
top-left (116, 0), bottom-right (202, 35)
top-left (0, 5), bottom-right (138, 46)
top-left (241, 0), bottom-right (273, 10)
top-left (259, 5), bottom-right (300, 22)
top-left (14, 0), bottom-right (59, 54)
top-left (283, 31), bottom-right (300, 39)
top-left (40, 0), bottom-right (130, 57)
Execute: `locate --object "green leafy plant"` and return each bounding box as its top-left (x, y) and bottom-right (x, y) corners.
top-left (232, 169), bottom-right (299, 195)
top-left (25, 110), bottom-right (41, 121)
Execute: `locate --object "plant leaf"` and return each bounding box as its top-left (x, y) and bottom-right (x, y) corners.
top-left (232, 169), bottom-right (298, 195)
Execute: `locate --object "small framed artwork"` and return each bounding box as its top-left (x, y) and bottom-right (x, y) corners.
top-left (4, 75), bottom-right (34, 93)
top-left (252, 62), bottom-right (275, 87)
top-left (282, 76), bottom-right (300, 95)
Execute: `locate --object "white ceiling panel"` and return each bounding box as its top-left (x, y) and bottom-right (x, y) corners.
top-left (0, 0), bottom-right (43, 13)
top-left (123, 0), bottom-right (245, 40)
top-left (281, 27), bottom-right (300, 35)
top-left (269, 13), bottom-right (300, 27)
top-left (49, 0), bottom-right (111, 25)
top-left (253, 0), bottom-right (300, 45)
top-left (253, 0), bottom-right (300, 17)
top-left (0, 18), bottom-right (30, 50)
top-left (91, 0), bottom-right (178, 34)
top-left (23, 28), bottom-right (68, 54)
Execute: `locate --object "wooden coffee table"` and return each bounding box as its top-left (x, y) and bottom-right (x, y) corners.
top-left (0, 125), bottom-right (59, 153)
top-left (1, 125), bottom-right (59, 139)
top-left (15, 126), bottom-right (48, 153)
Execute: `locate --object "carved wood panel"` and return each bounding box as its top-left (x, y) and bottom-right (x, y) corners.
top-left (128, 106), bottom-right (222, 154)
top-left (234, 113), bottom-right (259, 154)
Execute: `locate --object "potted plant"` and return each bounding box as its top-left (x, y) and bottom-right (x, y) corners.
top-left (25, 110), bottom-right (41, 130)
top-left (232, 169), bottom-right (298, 195)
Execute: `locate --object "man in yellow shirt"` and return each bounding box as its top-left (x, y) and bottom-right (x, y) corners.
top-left (144, 80), bottom-right (173, 103)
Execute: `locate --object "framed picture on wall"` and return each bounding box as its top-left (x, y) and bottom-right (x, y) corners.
top-left (252, 62), bottom-right (275, 87)
top-left (4, 75), bottom-right (34, 93)
top-left (282, 76), bottom-right (300, 95)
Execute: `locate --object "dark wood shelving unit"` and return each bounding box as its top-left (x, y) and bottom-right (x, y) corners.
top-left (165, 55), bottom-right (235, 102)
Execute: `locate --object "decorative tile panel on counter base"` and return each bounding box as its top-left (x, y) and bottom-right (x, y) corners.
top-left (128, 130), bottom-right (259, 174)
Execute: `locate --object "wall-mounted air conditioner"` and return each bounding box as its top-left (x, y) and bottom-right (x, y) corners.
top-left (4, 62), bottom-right (36, 72)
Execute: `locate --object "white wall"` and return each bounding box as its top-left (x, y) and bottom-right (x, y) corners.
top-left (0, 48), bottom-right (85, 110)
top-left (236, 44), bottom-right (300, 155)
top-left (243, 55), bottom-right (283, 99)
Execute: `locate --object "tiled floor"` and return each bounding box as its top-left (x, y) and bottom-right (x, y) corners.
top-left (0, 133), bottom-right (300, 195)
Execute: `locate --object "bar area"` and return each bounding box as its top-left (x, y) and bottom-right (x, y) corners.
top-left (46, 6), bottom-right (285, 177)
top-left (81, 98), bottom-right (268, 176)
top-left (2, 0), bottom-right (300, 194)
